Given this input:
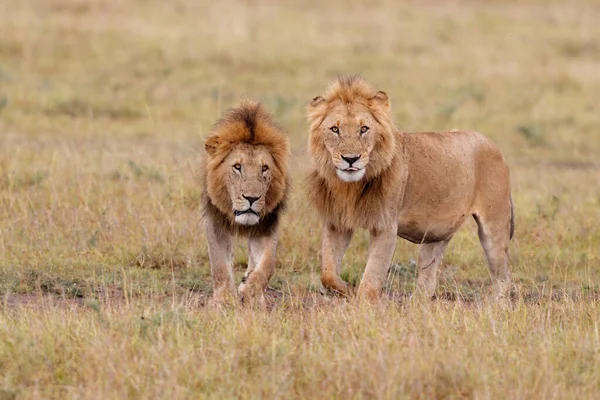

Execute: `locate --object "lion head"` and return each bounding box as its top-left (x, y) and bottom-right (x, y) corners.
top-left (308, 76), bottom-right (397, 183)
top-left (202, 101), bottom-right (289, 232)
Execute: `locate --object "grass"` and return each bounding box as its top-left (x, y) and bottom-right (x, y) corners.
top-left (0, 0), bottom-right (599, 398)
top-left (2, 298), bottom-right (599, 398)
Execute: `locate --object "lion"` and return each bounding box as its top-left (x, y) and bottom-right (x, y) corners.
top-left (200, 100), bottom-right (290, 304)
top-left (307, 76), bottom-right (514, 302)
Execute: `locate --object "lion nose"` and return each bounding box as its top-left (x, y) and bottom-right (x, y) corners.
top-left (341, 155), bottom-right (361, 166)
top-left (242, 195), bottom-right (261, 206)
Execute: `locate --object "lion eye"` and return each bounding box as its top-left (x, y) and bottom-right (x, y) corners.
top-left (233, 164), bottom-right (242, 171)
top-left (262, 165), bottom-right (269, 172)
top-left (330, 126), bottom-right (339, 134)
top-left (360, 126), bottom-right (370, 134)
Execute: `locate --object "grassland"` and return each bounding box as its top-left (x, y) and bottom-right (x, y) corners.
top-left (0, 0), bottom-right (599, 398)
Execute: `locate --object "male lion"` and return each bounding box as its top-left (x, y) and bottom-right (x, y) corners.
top-left (308, 76), bottom-right (514, 302)
top-left (201, 101), bottom-right (290, 304)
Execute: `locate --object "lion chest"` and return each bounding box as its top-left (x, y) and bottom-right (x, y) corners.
top-left (317, 181), bottom-right (397, 232)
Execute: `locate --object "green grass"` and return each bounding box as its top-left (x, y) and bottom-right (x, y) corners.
top-left (0, 0), bottom-right (599, 398)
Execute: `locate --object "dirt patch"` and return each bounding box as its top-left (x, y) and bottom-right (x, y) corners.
top-left (3, 285), bottom-right (598, 312)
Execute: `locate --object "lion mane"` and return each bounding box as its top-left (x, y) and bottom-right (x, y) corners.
top-left (307, 76), bottom-right (402, 232)
top-left (200, 101), bottom-right (290, 237)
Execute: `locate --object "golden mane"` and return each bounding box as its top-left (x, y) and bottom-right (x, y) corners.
top-left (201, 100), bottom-right (290, 236)
top-left (307, 76), bottom-right (402, 232)
top-left (323, 75), bottom-right (377, 104)
top-left (308, 76), bottom-right (393, 130)
top-left (205, 100), bottom-right (289, 174)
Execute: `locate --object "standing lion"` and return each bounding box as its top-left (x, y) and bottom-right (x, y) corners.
top-left (201, 101), bottom-right (290, 304)
top-left (307, 76), bottom-right (514, 302)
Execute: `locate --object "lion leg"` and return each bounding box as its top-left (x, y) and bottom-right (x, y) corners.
top-left (242, 236), bottom-right (258, 282)
top-left (356, 228), bottom-right (397, 301)
top-left (238, 230), bottom-right (278, 305)
top-left (414, 240), bottom-right (450, 300)
top-left (474, 211), bottom-right (512, 303)
top-left (321, 224), bottom-right (354, 296)
top-left (205, 218), bottom-right (236, 305)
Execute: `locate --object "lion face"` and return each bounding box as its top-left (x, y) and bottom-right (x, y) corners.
top-left (308, 79), bottom-right (396, 184)
top-left (202, 101), bottom-right (289, 235)
top-left (217, 144), bottom-right (275, 225)
top-left (316, 102), bottom-right (384, 182)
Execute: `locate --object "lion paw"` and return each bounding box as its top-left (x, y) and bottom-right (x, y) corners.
top-left (238, 282), bottom-right (267, 308)
top-left (208, 289), bottom-right (238, 309)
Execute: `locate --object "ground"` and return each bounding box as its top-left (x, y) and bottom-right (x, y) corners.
top-left (0, 0), bottom-right (599, 398)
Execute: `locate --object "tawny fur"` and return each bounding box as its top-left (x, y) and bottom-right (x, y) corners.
top-left (200, 100), bottom-right (290, 304)
top-left (308, 76), bottom-right (514, 302)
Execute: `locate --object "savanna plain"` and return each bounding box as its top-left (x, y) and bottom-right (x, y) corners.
top-left (1, 0), bottom-right (600, 398)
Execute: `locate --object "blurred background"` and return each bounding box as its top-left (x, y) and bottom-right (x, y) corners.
top-left (0, 0), bottom-right (599, 300)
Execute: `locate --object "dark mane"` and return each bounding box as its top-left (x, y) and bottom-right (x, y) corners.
top-left (201, 100), bottom-right (290, 236)
top-left (211, 101), bottom-right (284, 145)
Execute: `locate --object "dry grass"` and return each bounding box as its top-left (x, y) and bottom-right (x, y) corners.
top-left (2, 297), bottom-right (600, 399)
top-left (0, 0), bottom-right (599, 398)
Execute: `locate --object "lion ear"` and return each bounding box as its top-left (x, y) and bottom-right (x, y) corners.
top-left (371, 91), bottom-right (390, 110)
top-left (204, 135), bottom-right (220, 156)
top-left (309, 96), bottom-right (326, 108)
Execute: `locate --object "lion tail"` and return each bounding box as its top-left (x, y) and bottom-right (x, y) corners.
top-left (509, 194), bottom-right (515, 240)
